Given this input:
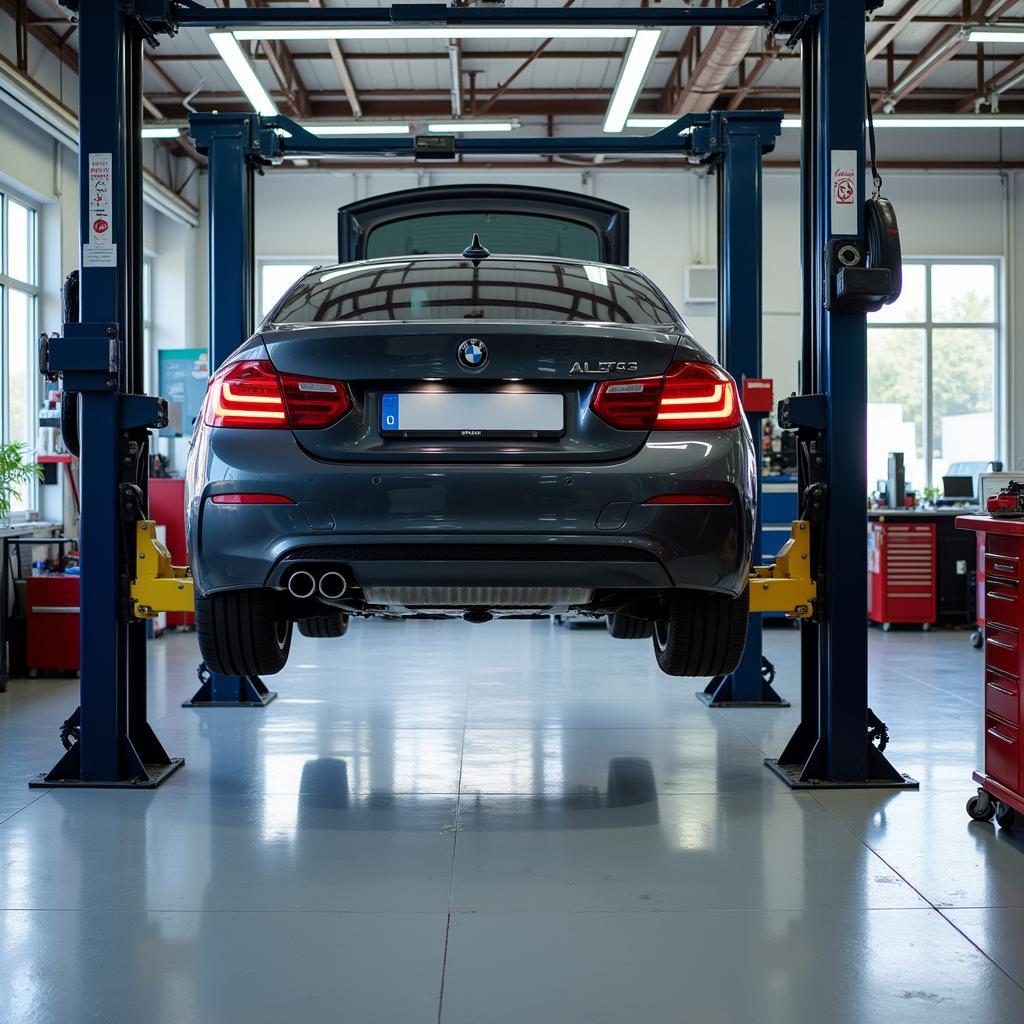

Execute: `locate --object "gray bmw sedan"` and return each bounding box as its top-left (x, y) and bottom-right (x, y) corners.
top-left (186, 252), bottom-right (755, 679)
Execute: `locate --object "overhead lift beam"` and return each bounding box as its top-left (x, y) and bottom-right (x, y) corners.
top-left (39, 0), bottom-right (912, 791)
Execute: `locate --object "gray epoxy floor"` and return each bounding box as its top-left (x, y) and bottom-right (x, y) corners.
top-left (1, 620), bottom-right (1023, 1023)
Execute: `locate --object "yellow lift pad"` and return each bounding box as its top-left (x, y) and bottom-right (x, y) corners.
top-left (130, 520), bottom-right (194, 618)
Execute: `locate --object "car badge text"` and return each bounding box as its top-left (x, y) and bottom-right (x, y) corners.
top-left (569, 360), bottom-right (640, 375)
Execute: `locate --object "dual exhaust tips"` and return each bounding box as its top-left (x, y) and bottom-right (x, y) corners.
top-left (287, 569), bottom-right (348, 601)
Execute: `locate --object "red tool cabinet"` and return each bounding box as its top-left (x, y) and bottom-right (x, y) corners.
top-left (26, 575), bottom-right (80, 672)
top-left (867, 520), bottom-right (937, 629)
top-left (957, 515), bottom-right (1024, 827)
top-left (149, 477), bottom-right (194, 628)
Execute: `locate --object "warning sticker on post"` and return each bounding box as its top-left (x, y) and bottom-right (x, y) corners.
top-left (830, 149), bottom-right (858, 236)
top-left (85, 152), bottom-right (116, 266)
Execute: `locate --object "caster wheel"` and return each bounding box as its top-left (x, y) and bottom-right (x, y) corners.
top-left (970, 629), bottom-right (984, 650)
top-left (922, 623), bottom-right (931, 633)
top-left (967, 791), bottom-right (995, 822)
top-left (882, 622), bottom-right (891, 633)
top-left (996, 802), bottom-right (1018, 829)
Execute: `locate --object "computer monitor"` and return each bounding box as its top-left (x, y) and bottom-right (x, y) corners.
top-left (942, 475), bottom-right (974, 499)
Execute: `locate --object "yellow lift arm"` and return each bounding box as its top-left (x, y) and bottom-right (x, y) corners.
top-left (129, 518), bottom-right (817, 620)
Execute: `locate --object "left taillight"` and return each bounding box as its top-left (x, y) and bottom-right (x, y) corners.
top-left (591, 361), bottom-right (741, 431)
top-left (204, 360), bottom-right (351, 430)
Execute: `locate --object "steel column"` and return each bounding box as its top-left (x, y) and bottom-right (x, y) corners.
top-left (767, 0), bottom-right (914, 788)
top-left (699, 124), bottom-right (787, 708)
top-left (35, 0), bottom-right (181, 787)
top-left (184, 115), bottom-right (277, 708)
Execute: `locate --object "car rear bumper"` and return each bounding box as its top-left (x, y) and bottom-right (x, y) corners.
top-left (186, 427), bottom-right (756, 601)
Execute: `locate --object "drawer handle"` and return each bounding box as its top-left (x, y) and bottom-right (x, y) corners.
top-left (988, 637), bottom-right (1017, 652)
top-left (987, 591), bottom-right (1017, 602)
top-left (988, 727), bottom-right (1016, 745)
top-left (989, 683), bottom-right (1016, 696)
top-left (992, 561), bottom-right (1018, 573)
top-left (31, 606), bottom-right (81, 614)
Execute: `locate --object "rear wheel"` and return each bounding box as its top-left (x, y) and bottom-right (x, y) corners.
top-left (653, 588), bottom-right (749, 677)
top-left (196, 589), bottom-right (292, 677)
top-left (298, 613), bottom-right (349, 639)
top-left (607, 613), bottom-right (654, 639)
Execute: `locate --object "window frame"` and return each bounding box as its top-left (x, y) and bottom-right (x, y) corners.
top-left (867, 256), bottom-right (1004, 490)
top-left (0, 188), bottom-right (41, 517)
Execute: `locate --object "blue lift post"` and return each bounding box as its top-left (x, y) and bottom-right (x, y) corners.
top-left (33, 1), bottom-right (182, 787)
top-left (698, 117), bottom-right (787, 708)
top-left (37, 0), bottom-right (912, 789)
top-left (182, 115), bottom-right (277, 708)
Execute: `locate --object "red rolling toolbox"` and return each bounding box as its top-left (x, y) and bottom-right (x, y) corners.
top-left (957, 515), bottom-right (1024, 827)
top-left (867, 520), bottom-right (937, 629)
top-left (149, 477), bottom-right (194, 627)
top-left (26, 575), bottom-right (80, 672)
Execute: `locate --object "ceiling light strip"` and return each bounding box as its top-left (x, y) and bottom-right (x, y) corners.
top-left (210, 31), bottom-right (278, 117)
top-left (603, 29), bottom-right (662, 134)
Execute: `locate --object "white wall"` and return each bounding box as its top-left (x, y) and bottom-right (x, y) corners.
top-left (253, 164), bottom-right (1018, 465)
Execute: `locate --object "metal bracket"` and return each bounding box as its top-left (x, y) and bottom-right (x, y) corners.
top-left (130, 520), bottom-right (194, 618)
top-left (748, 520), bottom-right (817, 619)
top-left (45, 324), bottom-right (119, 392)
top-left (121, 394), bottom-right (168, 431)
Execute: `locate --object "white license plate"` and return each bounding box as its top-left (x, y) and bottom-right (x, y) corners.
top-left (380, 392), bottom-right (564, 437)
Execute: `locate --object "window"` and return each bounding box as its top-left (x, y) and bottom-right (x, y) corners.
top-left (271, 259), bottom-right (677, 327)
top-left (867, 259), bottom-right (1000, 493)
top-left (258, 260), bottom-right (322, 321)
top-left (0, 192), bottom-right (39, 513)
top-left (366, 212), bottom-right (602, 261)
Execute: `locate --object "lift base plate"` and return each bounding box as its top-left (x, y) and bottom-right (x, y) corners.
top-left (765, 758), bottom-right (919, 789)
top-left (181, 694), bottom-right (278, 708)
top-left (697, 693), bottom-right (792, 709)
top-left (29, 757), bottom-right (185, 789)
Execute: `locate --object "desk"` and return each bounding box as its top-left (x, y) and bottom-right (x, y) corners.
top-left (868, 509), bottom-right (977, 626)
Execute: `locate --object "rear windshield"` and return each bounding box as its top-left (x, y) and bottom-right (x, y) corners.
top-left (269, 258), bottom-right (677, 327)
top-left (366, 212), bottom-right (601, 261)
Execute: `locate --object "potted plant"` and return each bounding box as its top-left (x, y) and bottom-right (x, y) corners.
top-left (0, 442), bottom-right (44, 523)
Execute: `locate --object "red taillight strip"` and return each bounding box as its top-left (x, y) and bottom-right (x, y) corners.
top-left (643, 494), bottom-right (731, 506)
top-left (210, 493), bottom-right (296, 505)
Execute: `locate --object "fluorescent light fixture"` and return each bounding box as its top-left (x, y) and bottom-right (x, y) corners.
top-left (779, 116), bottom-right (1024, 129)
top-left (141, 126), bottom-right (181, 139)
top-left (966, 25), bottom-right (1024, 43)
top-left (234, 28), bottom-right (636, 42)
top-left (210, 31), bottom-right (278, 117)
top-left (625, 117), bottom-right (675, 130)
top-left (427, 120), bottom-right (515, 133)
top-left (604, 30), bottom-right (662, 134)
top-left (304, 123), bottom-right (410, 136)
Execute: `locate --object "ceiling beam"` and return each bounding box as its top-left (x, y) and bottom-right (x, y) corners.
top-left (307, 0), bottom-right (361, 117)
top-left (866, 0), bottom-right (937, 62)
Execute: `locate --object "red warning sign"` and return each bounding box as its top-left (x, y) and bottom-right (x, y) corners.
top-left (834, 176), bottom-right (855, 205)
top-left (93, 218), bottom-right (109, 235)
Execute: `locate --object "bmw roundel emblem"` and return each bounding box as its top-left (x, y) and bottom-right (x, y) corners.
top-left (458, 338), bottom-right (488, 371)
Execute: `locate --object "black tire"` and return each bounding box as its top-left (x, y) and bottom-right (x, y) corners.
top-left (298, 613), bottom-right (349, 639)
top-left (607, 613), bottom-right (654, 639)
top-left (967, 793), bottom-right (995, 822)
top-left (970, 629), bottom-right (984, 650)
top-left (196, 589), bottom-right (292, 677)
top-left (652, 588), bottom-right (749, 677)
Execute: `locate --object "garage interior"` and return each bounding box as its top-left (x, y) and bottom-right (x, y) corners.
top-left (4, 1), bottom-right (1024, 1020)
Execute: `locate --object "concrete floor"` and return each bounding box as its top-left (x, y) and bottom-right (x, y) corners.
top-left (1, 620), bottom-right (1023, 1022)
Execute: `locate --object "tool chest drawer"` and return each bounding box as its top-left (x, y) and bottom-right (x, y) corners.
top-left (986, 715), bottom-right (1020, 790)
top-left (987, 532), bottom-right (1022, 560)
top-left (985, 579), bottom-right (1020, 628)
top-left (985, 551), bottom-right (1020, 583)
top-left (986, 669), bottom-right (1020, 727)
top-left (986, 621), bottom-right (1021, 676)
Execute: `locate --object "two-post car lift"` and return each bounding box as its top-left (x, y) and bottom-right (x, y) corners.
top-left (35, 0), bottom-right (915, 792)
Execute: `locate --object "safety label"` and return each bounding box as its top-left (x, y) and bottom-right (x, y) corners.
top-left (82, 243), bottom-right (118, 268)
top-left (830, 149), bottom-right (858, 235)
top-left (86, 152), bottom-right (116, 265)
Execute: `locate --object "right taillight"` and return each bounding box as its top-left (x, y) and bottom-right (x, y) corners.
top-left (204, 360), bottom-right (352, 430)
top-left (591, 361), bottom-right (741, 431)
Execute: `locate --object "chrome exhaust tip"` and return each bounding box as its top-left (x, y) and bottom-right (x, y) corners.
top-left (287, 569), bottom-right (316, 599)
top-left (318, 571), bottom-right (348, 600)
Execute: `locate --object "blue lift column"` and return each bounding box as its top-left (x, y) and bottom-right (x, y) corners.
top-left (34, 0), bottom-right (182, 787)
top-left (767, 0), bottom-right (914, 788)
top-left (698, 113), bottom-right (787, 709)
top-left (184, 114), bottom-right (277, 708)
